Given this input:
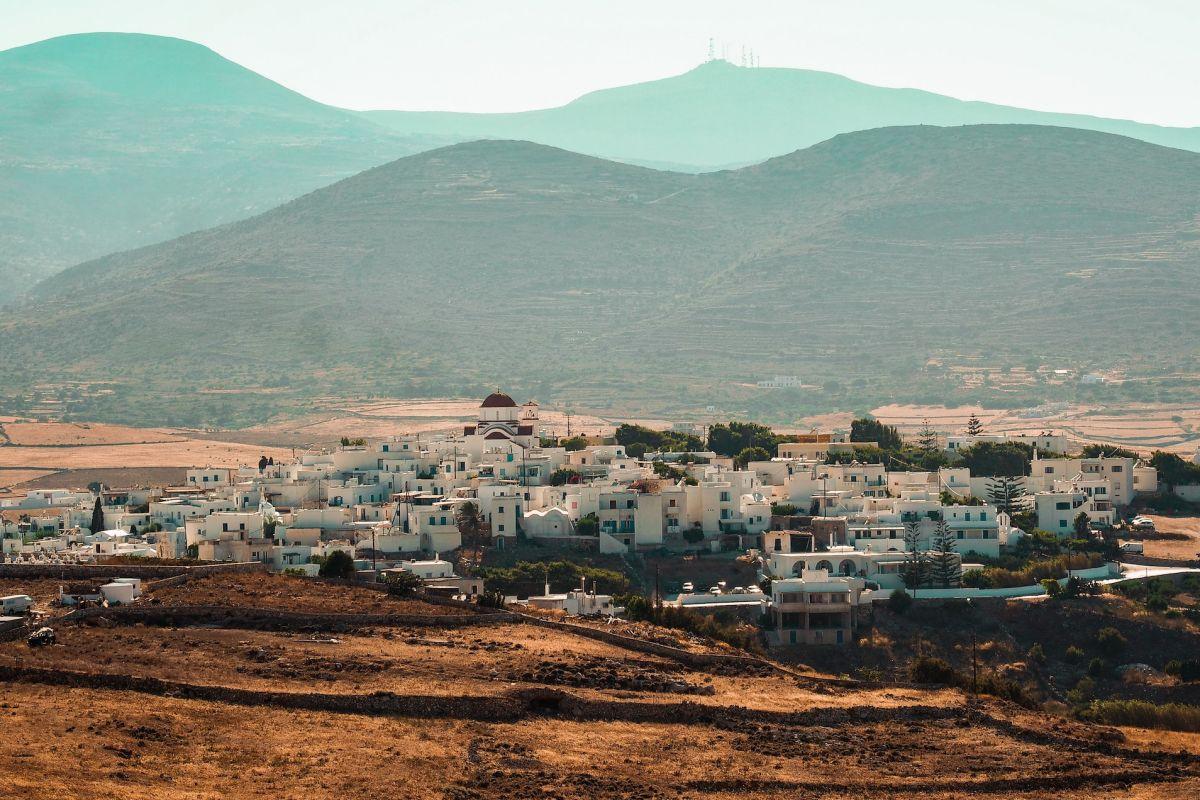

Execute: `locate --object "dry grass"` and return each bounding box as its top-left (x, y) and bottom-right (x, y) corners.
top-left (1, 422), bottom-right (184, 446)
top-left (148, 572), bottom-right (473, 616)
top-left (0, 438), bottom-right (290, 470)
top-left (1142, 516), bottom-right (1200, 561)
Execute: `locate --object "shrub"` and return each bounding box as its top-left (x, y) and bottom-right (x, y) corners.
top-left (1081, 700), bottom-right (1200, 732)
top-left (1088, 657), bottom-right (1109, 678)
top-left (1041, 578), bottom-right (1061, 597)
top-left (1164, 659), bottom-right (1200, 683)
top-left (382, 570), bottom-right (423, 596)
top-left (1027, 643), bottom-right (1046, 665)
top-left (1067, 676), bottom-right (1096, 706)
top-left (1096, 626), bottom-right (1127, 658)
top-left (682, 527), bottom-right (705, 544)
top-left (771, 503), bottom-right (798, 516)
top-left (909, 656), bottom-right (956, 685)
top-left (476, 590), bottom-right (506, 609)
top-left (887, 588), bottom-right (913, 614)
top-left (318, 550), bottom-right (356, 580)
top-left (1064, 645), bottom-right (1085, 663)
top-left (855, 666), bottom-right (885, 683)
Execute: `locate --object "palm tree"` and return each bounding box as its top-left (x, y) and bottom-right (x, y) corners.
top-left (454, 500), bottom-right (489, 553)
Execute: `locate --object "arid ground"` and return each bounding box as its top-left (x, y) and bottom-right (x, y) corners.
top-left (0, 572), bottom-right (1197, 799)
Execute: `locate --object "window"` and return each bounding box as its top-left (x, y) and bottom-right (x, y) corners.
top-left (498, 506), bottom-right (504, 513)
top-left (965, 512), bottom-right (972, 522)
top-left (222, 523), bottom-right (228, 532)
top-left (773, 538), bottom-right (781, 551)
top-left (957, 531), bottom-right (964, 539)
top-left (1059, 519), bottom-right (1068, 528)
top-left (1111, 465), bottom-right (1123, 473)
top-left (626, 500), bottom-right (634, 509)
top-left (980, 512), bottom-right (987, 521)
top-left (609, 500), bottom-right (617, 510)
top-left (1056, 501), bottom-right (1071, 510)
top-left (669, 499), bottom-right (676, 507)
top-left (498, 524), bottom-right (505, 532)
top-left (1045, 467), bottom-right (1054, 474)
top-left (720, 491), bottom-right (730, 502)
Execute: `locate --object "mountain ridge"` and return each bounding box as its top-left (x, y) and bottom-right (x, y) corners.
top-left (4, 124), bottom-right (1197, 424)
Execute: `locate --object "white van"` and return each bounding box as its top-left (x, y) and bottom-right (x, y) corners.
top-left (1, 595), bottom-right (34, 615)
top-left (1119, 541), bottom-right (1144, 555)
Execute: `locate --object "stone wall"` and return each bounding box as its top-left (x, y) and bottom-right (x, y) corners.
top-left (514, 613), bottom-right (772, 672)
top-left (63, 604), bottom-right (518, 631)
top-left (0, 561), bottom-right (268, 581)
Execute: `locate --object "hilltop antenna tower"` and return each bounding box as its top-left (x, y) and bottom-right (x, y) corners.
top-left (707, 37), bottom-right (715, 62)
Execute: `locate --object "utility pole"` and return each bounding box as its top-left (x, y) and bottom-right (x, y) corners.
top-left (654, 563), bottom-right (661, 619)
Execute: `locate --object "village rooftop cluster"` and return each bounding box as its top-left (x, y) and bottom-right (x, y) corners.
top-left (2, 391), bottom-right (1190, 646)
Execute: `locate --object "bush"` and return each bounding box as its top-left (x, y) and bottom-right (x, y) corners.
top-left (1064, 645), bottom-right (1085, 663)
top-left (770, 503), bottom-right (798, 516)
top-left (1096, 626), bottom-right (1127, 658)
top-left (1027, 643), bottom-right (1046, 665)
top-left (1041, 578), bottom-right (1061, 597)
top-left (382, 570), bottom-right (423, 596)
top-left (318, 550), bottom-right (356, 580)
top-left (1088, 657), bottom-right (1109, 678)
top-left (1164, 659), bottom-right (1200, 683)
top-left (887, 588), bottom-right (913, 615)
top-left (623, 598), bottom-right (763, 653)
top-left (1081, 700), bottom-right (1200, 732)
top-left (1067, 676), bottom-right (1096, 706)
top-left (476, 590), bottom-right (506, 609)
top-left (682, 527), bottom-right (705, 544)
top-left (909, 656), bottom-right (956, 685)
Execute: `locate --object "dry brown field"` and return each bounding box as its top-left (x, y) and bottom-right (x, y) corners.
top-left (1, 421), bottom-right (184, 446)
top-left (868, 402), bottom-right (1200, 455)
top-left (0, 572), bottom-right (1197, 798)
top-left (1141, 516), bottom-right (1200, 561)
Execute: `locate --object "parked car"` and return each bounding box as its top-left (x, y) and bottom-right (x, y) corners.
top-left (1119, 541), bottom-right (1144, 554)
top-left (1131, 516), bottom-right (1156, 532)
top-left (681, 582), bottom-right (694, 594)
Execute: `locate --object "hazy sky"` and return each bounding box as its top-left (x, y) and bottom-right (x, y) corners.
top-left (3, 0), bottom-right (1198, 125)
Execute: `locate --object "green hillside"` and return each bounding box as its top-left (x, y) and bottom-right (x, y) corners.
top-left (0, 32), bottom-right (451, 301)
top-left (3, 125), bottom-right (1197, 425)
top-left (363, 59), bottom-right (1200, 170)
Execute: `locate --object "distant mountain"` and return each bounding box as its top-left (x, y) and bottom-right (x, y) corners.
top-left (4, 125), bottom-right (1197, 420)
top-left (0, 32), bottom-right (452, 301)
top-left (364, 59), bottom-right (1200, 170)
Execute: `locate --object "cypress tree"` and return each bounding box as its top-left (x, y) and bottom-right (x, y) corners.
top-left (930, 519), bottom-right (961, 588)
top-left (89, 496), bottom-right (105, 535)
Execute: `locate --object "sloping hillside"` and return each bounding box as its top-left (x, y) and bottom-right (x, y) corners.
top-left (365, 59), bottom-right (1200, 170)
top-left (0, 32), bottom-right (450, 300)
top-left (2, 125), bottom-right (1197, 422)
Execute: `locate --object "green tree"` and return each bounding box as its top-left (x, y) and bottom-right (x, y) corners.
top-left (929, 520), bottom-right (961, 588)
top-left (917, 418), bottom-right (938, 453)
top-left (1073, 511), bottom-right (1092, 538)
top-left (734, 446), bottom-right (771, 469)
top-left (957, 441), bottom-right (1034, 478)
top-left (900, 519), bottom-right (928, 591)
top-left (574, 513), bottom-right (599, 536)
top-left (560, 435), bottom-right (588, 452)
top-left (986, 474), bottom-right (1027, 515)
top-left (707, 421), bottom-right (779, 457)
top-left (966, 413), bottom-right (984, 437)
top-left (319, 550), bottom-right (356, 579)
top-left (89, 496), bottom-right (105, 535)
top-left (383, 569), bottom-right (424, 596)
top-left (454, 501), bottom-right (489, 551)
top-left (849, 418), bottom-right (903, 450)
top-left (1080, 444), bottom-right (1139, 459)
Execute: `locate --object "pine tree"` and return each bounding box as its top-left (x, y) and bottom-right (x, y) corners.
top-left (986, 474), bottom-right (1027, 515)
top-left (900, 518), bottom-right (928, 591)
top-left (917, 418), bottom-right (938, 453)
top-left (966, 413), bottom-right (984, 437)
top-left (929, 519), bottom-right (961, 588)
top-left (89, 496), bottom-right (105, 535)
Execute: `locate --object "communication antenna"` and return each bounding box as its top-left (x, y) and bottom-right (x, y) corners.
top-left (707, 37), bottom-right (715, 62)
top-left (740, 45), bottom-right (747, 67)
